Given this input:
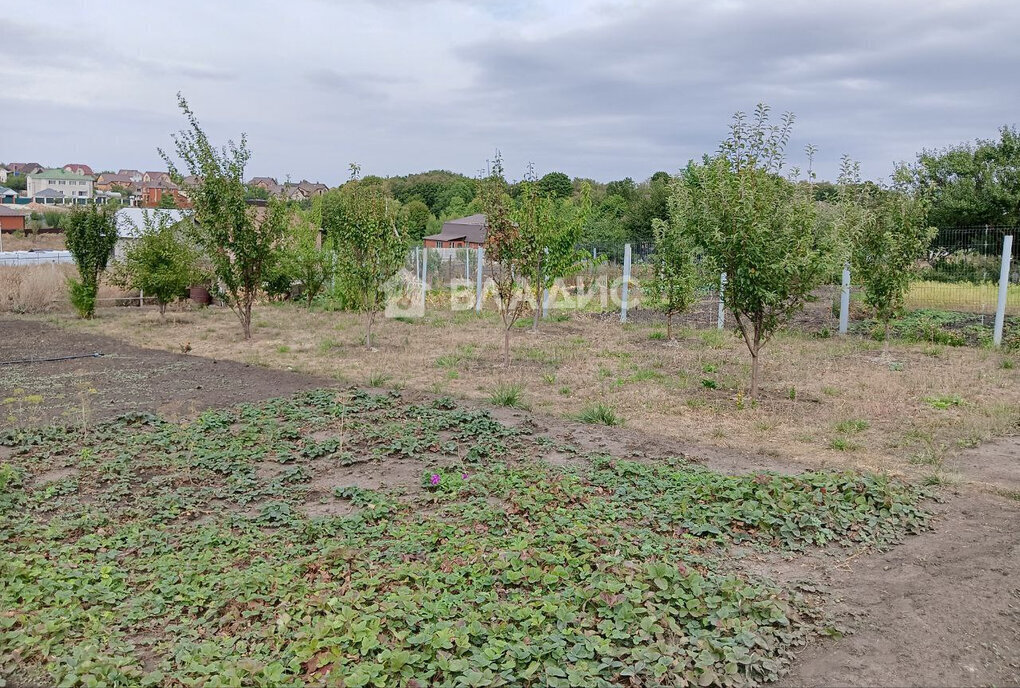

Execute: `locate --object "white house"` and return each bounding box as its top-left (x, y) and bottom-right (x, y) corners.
top-left (27, 169), bottom-right (94, 200)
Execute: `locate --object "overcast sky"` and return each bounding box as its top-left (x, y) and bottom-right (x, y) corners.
top-left (1, 0), bottom-right (1017, 186)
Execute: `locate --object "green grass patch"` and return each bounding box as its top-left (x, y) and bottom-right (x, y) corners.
top-left (488, 382), bottom-right (528, 410)
top-left (577, 402), bottom-right (622, 426)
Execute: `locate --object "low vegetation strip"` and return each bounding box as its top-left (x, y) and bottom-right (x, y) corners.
top-left (0, 390), bottom-right (929, 687)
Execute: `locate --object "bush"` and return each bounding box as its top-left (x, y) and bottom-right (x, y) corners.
top-left (67, 277), bottom-right (97, 319)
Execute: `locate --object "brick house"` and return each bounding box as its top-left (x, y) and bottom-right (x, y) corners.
top-left (62, 163), bottom-right (94, 176)
top-left (0, 206), bottom-right (26, 231)
top-left (423, 214), bottom-right (488, 248)
top-left (141, 178), bottom-right (190, 208)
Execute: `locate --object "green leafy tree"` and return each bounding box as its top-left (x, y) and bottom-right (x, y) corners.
top-left (674, 105), bottom-right (839, 398)
top-left (159, 93), bottom-right (288, 339)
top-left (285, 214), bottom-right (333, 307)
top-left (537, 171), bottom-right (573, 199)
top-left (157, 191), bottom-right (179, 209)
top-left (320, 170), bottom-right (406, 348)
top-left (648, 194), bottom-right (700, 340)
top-left (483, 153), bottom-right (532, 367)
top-left (65, 205), bottom-right (118, 319)
top-left (122, 211), bottom-right (199, 317)
top-left (517, 178), bottom-right (592, 330)
top-left (401, 198), bottom-right (432, 242)
top-left (5, 175), bottom-right (26, 192)
top-left (852, 166), bottom-right (937, 348)
top-left (912, 125), bottom-right (1020, 228)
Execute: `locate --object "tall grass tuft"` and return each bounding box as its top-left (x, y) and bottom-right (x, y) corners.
top-left (578, 402), bottom-right (622, 426)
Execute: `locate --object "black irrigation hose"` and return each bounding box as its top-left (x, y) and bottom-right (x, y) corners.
top-left (0, 352), bottom-right (104, 366)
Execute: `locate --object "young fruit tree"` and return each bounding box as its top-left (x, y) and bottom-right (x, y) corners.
top-left (65, 204), bottom-right (118, 319)
top-left (320, 172), bottom-right (405, 348)
top-left (519, 178), bottom-right (592, 330)
top-left (482, 154), bottom-right (533, 366)
top-left (675, 105), bottom-right (840, 398)
top-left (851, 165), bottom-right (936, 348)
top-left (284, 211), bottom-right (333, 308)
top-left (121, 211), bottom-right (199, 318)
top-left (160, 93), bottom-right (288, 340)
top-left (648, 178), bottom-right (701, 340)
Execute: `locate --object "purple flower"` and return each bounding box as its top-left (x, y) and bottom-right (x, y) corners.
top-left (462, 473), bottom-right (469, 480)
top-left (430, 474), bottom-right (441, 485)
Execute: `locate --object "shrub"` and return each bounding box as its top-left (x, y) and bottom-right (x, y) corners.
top-left (489, 382), bottom-right (527, 409)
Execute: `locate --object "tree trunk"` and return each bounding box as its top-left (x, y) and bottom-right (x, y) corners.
top-left (666, 312), bottom-right (673, 340)
top-left (883, 319), bottom-right (891, 356)
top-left (241, 302), bottom-right (252, 340)
top-left (366, 310), bottom-right (376, 349)
top-left (749, 348), bottom-right (760, 401)
top-left (533, 281), bottom-right (541, 331)
top-left (503, 327), bottom-right (511, 368)
top-left (159, 301), bottom-right (167, 319)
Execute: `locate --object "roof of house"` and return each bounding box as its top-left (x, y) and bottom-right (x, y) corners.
top-left (63, 163), bottom-right (94, 175)
top-left (424, 214), bottom-right (488, 244)
top-left (97, 173), bottom-right (134, 184)
top-left (114, 208), bottom-right (192, 239)
top-left (0, 186), bottom-right (17, 196)
top-left (249, 176), bottom-right (278, 185)
top-left (144, 171), bottom-right (170, 179)
top-left (7, 163), bottom-right (43, 174)
top-left (33, 188), bottom-right (65, 198)
top-left (143, 178), bottom-right (180, 190)
top-left (0, 205), bottom-right (27, 216)
top-left (118, 169), bottom-right (142, 176)
top-left (30, 168), bottom-right (94, 181)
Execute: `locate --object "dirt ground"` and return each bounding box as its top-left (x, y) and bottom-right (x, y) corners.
top-left (1, 318), bottom-right (1018, 687)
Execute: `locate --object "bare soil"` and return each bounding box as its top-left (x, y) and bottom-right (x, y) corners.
top-left (1, 317), bottom-right (1018, 687)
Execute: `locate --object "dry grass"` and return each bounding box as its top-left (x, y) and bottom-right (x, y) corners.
top-left (0, 231), bottom-right (66, 252)
top-left (906, 280), bottom-right (1020, 314)
top-left (42, 300), bottom-right (1020, 483)
top-left (0, 264), bottom-right (74, 313)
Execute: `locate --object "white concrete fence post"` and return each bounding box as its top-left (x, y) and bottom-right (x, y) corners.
top-left (420, 246), bottom-right (429, 314)
top-left (620, 243), bottom-right (632, 323)
top-left (475, 247), bottom-right (484, 313)
top-left (993, 234), bottom-right (1014, 347)
top-left (717, 272), bottom-right (727, 330)
top-left (839, 263), bottom-right (851, 335)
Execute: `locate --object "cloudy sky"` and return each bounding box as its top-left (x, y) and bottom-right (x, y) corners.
top-left (1, 0), bottom-right (1017, 185)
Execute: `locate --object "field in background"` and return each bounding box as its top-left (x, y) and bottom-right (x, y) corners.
top-left (49, 301), bottom-right (1020, 490)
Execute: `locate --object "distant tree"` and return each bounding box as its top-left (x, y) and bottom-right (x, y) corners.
top-left (157, 191), bottom-right (179, 209)
top-left (537, 171), bottom-right (573, 199)
top-left (122, 212), bottom-right (199, 317)
top-left (852, 165), bottom-right (937, 349)
top-left (605, 177), bottom-right (637, 202)
top-left (401, 198), bottom-right (432, 241)
top-left (674, 105), bottom-right (839, 399)
top-left (517, 179), bottom-right (592, 330)
top-left (160, 93), bottom-right (288, 339)
top-left (912, 125), bottom-right (1020, 228)
top-left (320, 171), bottom-right (406, 348)
top-left (582, 194), bottom-right (628, 246)
top-left (5, 175), bottom-right (26, 192)
top-left (284, 214), bottom-right (333, 308)
top-left (65, 205), bottom-right (118, 319)
top-left (245, 184), bottom-right (270, 200)
top-left (482, 153), bottom-right (532, 367)
top-left (648, 185), bottom-right (700, 340)
top-left (625, 173), bottom-right (671, 243)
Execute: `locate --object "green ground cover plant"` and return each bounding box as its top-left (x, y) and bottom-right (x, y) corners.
top-left (1, 390), bottom-right (929, 687)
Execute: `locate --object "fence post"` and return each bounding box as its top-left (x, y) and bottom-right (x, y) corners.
top-left (421, 246), bottom-right (428, 314)
top-left (542, 288), bottom-right (549, 319)
top-left (475, 247), bottom-right (484, 313)
top-left (839, 263), bottom-right (851, 335)
top-left (620, 243), bottom-right (632, 323)
top-left (139, 290), bottom-right (144, 308)
top-left (465, 248), bottom-right (470, 283)
top-left (717, 272), bottom-right (727, 330)
top-left (993, 234), bottom-right (1014, 347)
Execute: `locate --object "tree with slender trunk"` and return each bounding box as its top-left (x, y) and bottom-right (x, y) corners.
top-left (851, 165), bottom-right (936, 352)
top-left (121, 210), bottom-right (199, 318)
top-left (482, 153), bottom-right (531, 367)
top-left (320, 168), bottom-right (406, 349)
top-left (674, 105), bottom-right (840, 399)
top-left (159, 93), bottom-right (287, 340)
top-left (648, 180), bottom-right (700, 340)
